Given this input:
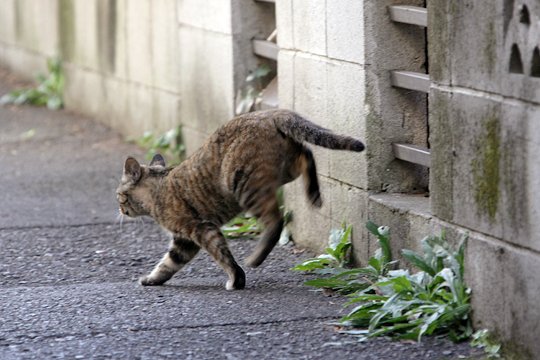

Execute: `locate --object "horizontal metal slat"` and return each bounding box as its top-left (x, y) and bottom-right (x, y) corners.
top-left (393, 143), bottom-right (431, 167)
top-left (255, 0), bottom-right (275, 3)
top-left (389, 5), bottom-right (427, 27)
top-left (390, 71), bottom-right (430, 93)
top-left (252, 39), bottom-right (278, 61)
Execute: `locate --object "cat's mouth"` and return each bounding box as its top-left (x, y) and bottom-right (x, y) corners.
top-left (119, 207), bottom-right (131, 217)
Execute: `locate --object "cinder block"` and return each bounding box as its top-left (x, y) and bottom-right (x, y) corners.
top-left (13, 0), bottom-right (59, 56)
top-left (427, 0), bottom-right (453, 85)
top-left (0, 43), bottom-right (48, 79)
top-left (326, 0), bottom-right (364, 63)
top-left (126, 82), bottom-right (155, 136)
top-left (466, 234), bottom-right (540, 356)
top-left (367, 193), bottom-right (433, 263)
top-left (125, 0), bottom-right (153, 85)
top-left (431, 91), bottom-right (504, 238)
top-left (109, 0), bottom-right (129, 80)
top-left (0, 0), bottom-right (17, 45)
top-left (284, 178), bottom-right (335, 254)
top-left (71, 1), bottom-right (100, 69)
top-left (430, 0), bottom-right (504, 93)
top-left (178, 26), bottom-right (234, 135)
top-left (180, 126), bottom-right (210, 157)
top-left (429, 89), bottom-right (540, 252)
top-left (64, 63), bottom-right (118, 131)
top-left (276, 0), bottom-right (294, 50)
top-left (285, 174), bottom-right (369, 259)
top-left (101, 77), bottom-right (130, 135)
top-left (292, 53), bottom-right (330, 179)
top-left (429, 0), bottom-right (540, 104)
top-left (327, 179), bottom-right (369, 264)
top-left (150, 89), bottom-right (181, 135)
top-left (292, 0), bottom-right (326, 56)
top-left (177, 0), bottom-right (232, 35)
top-left (326, 60), bottom-right (367, 189)
top-left (277, 50), bottom-right (294, 109)
top-left (151, 0), bottom-right (181, 93)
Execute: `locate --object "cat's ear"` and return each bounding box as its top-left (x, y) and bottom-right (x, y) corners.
top-left (123, 157), bottom-right (142, 183)
top-left (149, 153), bottom-right (166, 167)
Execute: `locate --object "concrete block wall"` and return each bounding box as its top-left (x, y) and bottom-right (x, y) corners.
top-left (278, 0), bottom-right (369, 257)
top-left (280, 1), bottom-right (539, 354)
top-left (279, 0), bottom-right (428, 262)
top-left (0, 0), bottom-right (274, 152)
top-left (427, 0), bottom-right (540, 356)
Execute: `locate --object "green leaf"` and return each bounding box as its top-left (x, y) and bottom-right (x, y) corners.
top-left (365, 221), bottom-right (379, 236)
top-left (402, 249), bottom-right (436, 276)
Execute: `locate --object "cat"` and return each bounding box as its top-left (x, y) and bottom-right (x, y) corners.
top-left (116, 109), bottom-right (364, 290)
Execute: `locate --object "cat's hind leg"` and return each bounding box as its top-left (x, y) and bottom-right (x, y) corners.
top-left (139, 236), bottom-right (200, 286)
top-left (243, 192), bottom-right (283, 268)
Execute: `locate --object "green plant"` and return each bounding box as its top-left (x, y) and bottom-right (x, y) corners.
top-left (235, 64), bottom-right (272, 115)
top-left (136, 126), bottom-right (186, 165)
top-left (293, 222), bottom-right (496, 353)
top-left (0, 58), bottom-right (64, 110)
top-left (471, 329), bottom-right (501, 358)
top-left (293, 222), bottom-right (396, 294)
top-left (221, 215), bottom-right (262, 239)
top-left (293, 223), bottom-right (353, 273)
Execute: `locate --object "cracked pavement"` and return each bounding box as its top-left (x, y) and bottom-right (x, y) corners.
top-left (0, 68), bottom-right (483, 359)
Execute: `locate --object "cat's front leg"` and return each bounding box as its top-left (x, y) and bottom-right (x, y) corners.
top-left (191, 223), bottom-right (245, 290)
top-left (139, 236), bottom-right (200, 286)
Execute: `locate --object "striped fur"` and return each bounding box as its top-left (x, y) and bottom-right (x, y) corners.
top-left (116, 109), bottom-right (364, 290)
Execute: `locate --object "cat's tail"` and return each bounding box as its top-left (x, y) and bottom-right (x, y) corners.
top-left (272, 110), bottom-right (365, 152)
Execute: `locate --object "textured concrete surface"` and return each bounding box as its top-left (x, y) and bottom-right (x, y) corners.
top-left (0, 68), bottom-right (483, 359)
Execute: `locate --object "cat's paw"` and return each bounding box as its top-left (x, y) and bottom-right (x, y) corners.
top-left (225, 270), bottom-right (246, 290)
top-left (139, 275), bottom-right (164, 286)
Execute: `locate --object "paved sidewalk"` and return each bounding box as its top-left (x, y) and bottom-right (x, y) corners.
top-left (0, 68), bottom-right (482, 359)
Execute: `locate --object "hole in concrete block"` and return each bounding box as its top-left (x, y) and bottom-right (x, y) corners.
top-left (519, 4), bottom-right (531, 25)
top-left (531, 47), bottom-right (540, 77)
top-left (509, 44), bottom-right (524, 74)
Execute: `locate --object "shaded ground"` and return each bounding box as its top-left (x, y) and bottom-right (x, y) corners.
top-left (0, 67), bottom-right (484, 359)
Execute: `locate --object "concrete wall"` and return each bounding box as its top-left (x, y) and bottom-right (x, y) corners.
top-left (426, 1), bottom-right (540, 356)
top-left (279, 0), bottom-right (427, 261)
top-left (0, 0), bottom-right (274, 150)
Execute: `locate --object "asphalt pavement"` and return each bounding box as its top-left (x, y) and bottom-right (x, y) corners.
top-left (0, 68), bottom-right (483, 359)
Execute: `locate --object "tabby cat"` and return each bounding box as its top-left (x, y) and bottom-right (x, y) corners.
top-left (116, 109), bottom-right (364, 290)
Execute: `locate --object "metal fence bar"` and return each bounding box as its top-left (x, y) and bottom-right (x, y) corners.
top-left (389, 5), bottom-right (427, 27)
top-left (252, 39), bottom-right (278, 61)
top-left (390, 71), bottom-right (430, 93)
top-left (254, 0), bottom-right (275, 3)
top-left (392, 143), bottom-right (431, 167)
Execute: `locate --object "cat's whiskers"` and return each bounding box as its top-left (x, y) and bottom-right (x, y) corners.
top-left (116, 210), bottom-right (125, 229)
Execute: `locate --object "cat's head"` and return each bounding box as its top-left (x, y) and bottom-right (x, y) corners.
top-left (116, 154), bottom-right (167, 217)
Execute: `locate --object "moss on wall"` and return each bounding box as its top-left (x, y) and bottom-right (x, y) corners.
top-left (472, 115), bottom-right (501, 221)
